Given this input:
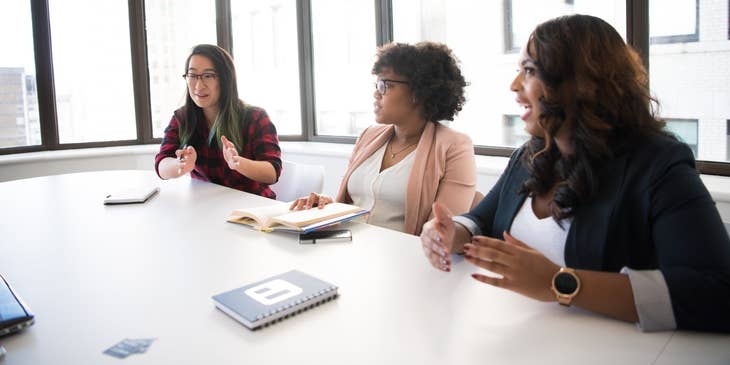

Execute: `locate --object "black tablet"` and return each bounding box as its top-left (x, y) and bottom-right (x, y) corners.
top-left (0, 274), bottom-right (34, 337)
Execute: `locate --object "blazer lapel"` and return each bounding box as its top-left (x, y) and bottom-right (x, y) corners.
top-left (494, 160), bottom-right (529, 236)
top-left (404, 123), bottom-right (435, 234)
top-left (565, 155), bottom-right (628, 270)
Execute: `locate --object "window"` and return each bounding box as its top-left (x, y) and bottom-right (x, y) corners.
top-left (310, 0), bottom-right (376, 137)
top-left (5, 1), bottom-right (730, 176)
top-left (49, 1), bottom-right (137, 143)
top-left (665, 119), bottom-right (699, 156)
top-left (0, 2), bottom-right (40, 148)
top-left (503, 115), bottom-right (530, 147)
top-left (232, 0), bottom-right (301, 135)
top-left (650, 0), bottom-right (729, 163)
top-left (505, 0), bottom-right (626, 52)
top-left (393, 0), bottom-right (625, 148)
top-left (650, 0), bottom-right (699, 44)
top-left (146, 0), bottom-right (217, 138)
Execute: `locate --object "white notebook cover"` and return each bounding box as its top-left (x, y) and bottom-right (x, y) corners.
top-left (212, 270), bottom-right (338, 330)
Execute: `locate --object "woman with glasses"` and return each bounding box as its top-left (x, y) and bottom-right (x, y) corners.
top-left (290, 42), bottom-right (476, 236)
top-left (420, 15), bottom-right (730, 332)
top-left (155, 44), bottom-right (282, 198)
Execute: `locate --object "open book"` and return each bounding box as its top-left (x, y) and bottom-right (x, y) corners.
top-left (227, 202), bottom-right (368, 234)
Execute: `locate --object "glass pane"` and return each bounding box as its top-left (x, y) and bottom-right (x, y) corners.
top-left (649, 0), bottom-right (729, 163)
top-left (146, 0), bottom-right (216, 139)
top-left (232, 1), bottom-right (301, 135)
top-left (393, 0), bottom-right (626, 148)
top-left (665, 119), bottom-right (699, 156)
top-left (311, 0), bottom-right (376, 137)
top-left (650, 0), bottom-right (698, 42)
top-left (49, 1), bottom-right (136, 143)
top-left (0, 2), bottom-right (40, 148)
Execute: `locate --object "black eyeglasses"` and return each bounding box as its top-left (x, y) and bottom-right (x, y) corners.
top-left (182, 73), bottom-right (218, 85)
top-left (375, 79), bottom-right (409, 95)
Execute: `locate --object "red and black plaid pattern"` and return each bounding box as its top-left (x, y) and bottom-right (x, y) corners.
top-left (155, 106), bottom-right (282, 199)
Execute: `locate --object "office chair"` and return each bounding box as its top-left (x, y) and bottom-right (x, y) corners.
top-left (270, 160), bottom-right (325, 202)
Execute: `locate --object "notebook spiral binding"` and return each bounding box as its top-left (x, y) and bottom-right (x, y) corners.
top-left (255, 286), bottom-right (338, 330)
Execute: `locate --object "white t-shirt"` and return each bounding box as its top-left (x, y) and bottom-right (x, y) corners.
top-left (347, 143), bottom-right (415, 233)
top-left (509, 196), bottom-right (571, 267)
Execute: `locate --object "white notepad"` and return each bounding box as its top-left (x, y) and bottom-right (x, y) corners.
top-left (212, 270), bottom-right (338, 330)
top-left (103, 186), bottom-right (160, 205)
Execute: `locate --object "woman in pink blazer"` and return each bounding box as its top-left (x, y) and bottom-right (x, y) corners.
top-left (291, 42), bottom-right (476, 236)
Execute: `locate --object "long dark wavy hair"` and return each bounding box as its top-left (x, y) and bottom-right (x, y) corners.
top-left (177, 44), bottom-right (247, 152)
top-left (521, 14), bottom-right (672, 221)
top-left (372, 42), bottom-right (467, 123)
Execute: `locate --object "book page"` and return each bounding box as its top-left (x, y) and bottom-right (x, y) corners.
top-left (229, 203), bottom-right (291, 229)
top-left (271, 203), bottom-right (363, 228)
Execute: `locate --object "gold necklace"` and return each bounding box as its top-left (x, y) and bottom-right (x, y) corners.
top-left (389, 139), bottom-right (419, 158)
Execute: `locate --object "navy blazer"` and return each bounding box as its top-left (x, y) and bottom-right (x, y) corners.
top-left (465, 135), bottom-right (730, 332)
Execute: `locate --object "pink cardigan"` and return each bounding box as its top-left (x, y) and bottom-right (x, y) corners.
top-left (336, 123), bottom-right (476, 235)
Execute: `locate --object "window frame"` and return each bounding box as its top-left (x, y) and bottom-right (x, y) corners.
top-left (649, 0), bottom-right (700, 44)
top-left (4, 0), bottom-right (729, 177)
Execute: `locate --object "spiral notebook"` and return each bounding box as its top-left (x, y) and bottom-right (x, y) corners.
top-left (212, 270), bottom-right (338, 330)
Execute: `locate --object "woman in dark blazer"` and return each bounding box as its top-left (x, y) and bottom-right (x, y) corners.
top-left (420, 14), bottom-right (730, 333)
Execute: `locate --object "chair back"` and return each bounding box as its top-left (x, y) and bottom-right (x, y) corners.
top-left (270, 160), bottom-right (325, 202)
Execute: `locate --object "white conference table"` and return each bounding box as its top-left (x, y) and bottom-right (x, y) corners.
top-left (0, 170), bottom-right (727, 365)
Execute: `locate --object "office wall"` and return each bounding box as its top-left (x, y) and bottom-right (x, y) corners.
top-left (0, 142), bottom-right (728, 222)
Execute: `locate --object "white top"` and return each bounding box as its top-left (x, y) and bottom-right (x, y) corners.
top-left (509, 196), bottom-right (571, 267)
top-left (347, 143), bottom-right (415, 233)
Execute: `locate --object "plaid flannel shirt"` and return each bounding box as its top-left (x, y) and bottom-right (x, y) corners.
top-left (155, 106), bottom-right (282, 198)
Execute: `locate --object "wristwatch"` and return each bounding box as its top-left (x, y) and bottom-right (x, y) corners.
top-left (551, 267), bottom-right (581, 306)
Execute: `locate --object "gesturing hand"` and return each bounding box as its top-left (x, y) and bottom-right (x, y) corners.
top-left (464, 231), bottom-right (560, 302)
top-left (420, 203), bottom-right (455, 272)
top-left (175, 145), bottom-right (197, 176)
top-left (289, 193), bottom-right (333, 210)
top-left (221, 135), bottom-right (243, 171)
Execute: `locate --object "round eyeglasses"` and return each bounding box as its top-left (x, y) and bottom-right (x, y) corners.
top-left (182, 73), bottom-right (218, 85)
top-left (375, 79), bottom-right (409, 95)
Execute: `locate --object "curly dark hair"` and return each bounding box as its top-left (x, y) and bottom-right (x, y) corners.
top-left (521, 15), bottom-right (672, 221)
top-left (372, 42), bottom-right (467, 123)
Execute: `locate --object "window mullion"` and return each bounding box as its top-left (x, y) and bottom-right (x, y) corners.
top-left (30, 0), bottom-right (59, 150)
top-left (129, 0), bottom-right (153, 144)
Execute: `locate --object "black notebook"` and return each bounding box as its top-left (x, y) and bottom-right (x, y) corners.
top-left (212, 270), bottom-right (338, 330)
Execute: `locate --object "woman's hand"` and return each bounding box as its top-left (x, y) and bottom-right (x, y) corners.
top-left (175, 145), bottom-right (197, 176)
top-left (420, 203), bottom-right (456, 272)
top-left (289, 193), bottom-right (333, 210)
top-left (464, 231), bottom-right (559, 302)
top-left (221, 135), bottom-right (243, 171)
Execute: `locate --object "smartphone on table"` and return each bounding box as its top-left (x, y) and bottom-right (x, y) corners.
top-left (298, 229), bottom-right (352, 244)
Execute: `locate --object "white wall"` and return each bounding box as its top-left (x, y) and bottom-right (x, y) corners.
top-left (1, 142), bottom-right (729, 223)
